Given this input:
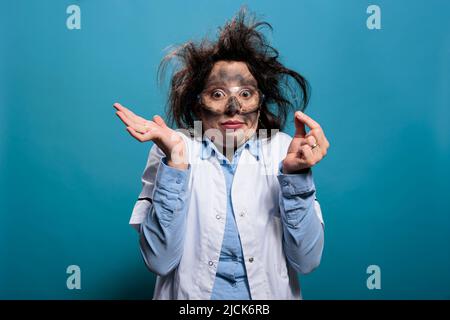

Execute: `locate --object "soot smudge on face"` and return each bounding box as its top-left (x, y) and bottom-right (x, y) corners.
top-left (201, 66), bottom-right (260, 118)
top-left (204, 68), bottom-right (258, 89)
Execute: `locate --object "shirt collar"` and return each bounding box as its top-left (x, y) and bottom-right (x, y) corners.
top-left (200, 133), bottom-right (261, 161)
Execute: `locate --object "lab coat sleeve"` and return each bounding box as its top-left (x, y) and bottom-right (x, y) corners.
top-left (139, 156), bottom-right (191, 276)
top-left (276, 161), bottom-right (325, 275)
top-left (129, 143), bottom-right (166, 231)
top-left (128, 140), bottom-right (191, 276)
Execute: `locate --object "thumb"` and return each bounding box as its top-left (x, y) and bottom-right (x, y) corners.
top-left (153, 115), bottom-right (168, 128)
top-left (294, 111), bottom-right (306, 138)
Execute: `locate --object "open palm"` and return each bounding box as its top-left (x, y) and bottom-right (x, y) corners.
top-left (113, 102), bottom-right (187, 169)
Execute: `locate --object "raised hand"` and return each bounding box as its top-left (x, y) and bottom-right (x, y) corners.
top-left (113, 102), bottom-right (188, 169)
top-left (282, 111), bottom-right (330, 174)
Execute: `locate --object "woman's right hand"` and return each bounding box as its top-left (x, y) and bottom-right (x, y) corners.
top-left (113, 102), bottom-right (188, 170)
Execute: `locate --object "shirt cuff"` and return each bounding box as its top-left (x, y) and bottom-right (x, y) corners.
top-left (155, 157), bottom-right (191, 193)
top-left (277, 160), bottom-right (315, 196)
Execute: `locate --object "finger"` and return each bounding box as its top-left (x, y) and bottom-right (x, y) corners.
top-left (114, 104), bottom-right (138, 124)
top-left (297, 111), bottom-right (320, 130)
top-left (114, 103), bottom-right (149, 125)
top-left (300, 144), bottom-right (315, 165)
top-left (112, 102), bottom-right (122, 111)
top-left (286, 137), bottom-right (306, 156)
top-left (126, 127), bottom-right (143, 142)
top-left (153, 115), bottom-right (168, 128)
top-left (115, 110), bottom-right (132, 125)
top-left (126, 127), bottom-right (155, 142)
top-left (317, 132), bottom-right (330, 149)
top-left (113, 102), bottom-right (133, 116)
top-left (116, 111), bottom-right (138, 127)
top-left (132, 112), bottom-right (150, 125)
top-left (305, 131), bottom-right (326, 153)
top-left (311, 144), bottom-right (322, 157)
top-left (117, 111), bottom-right (150, 134)
top-left (310, 132), bottom-right (330, 153)
top-left (294, 111), bottom-right (306, 138)
top-left (301, 135), bottom-right (317, 147)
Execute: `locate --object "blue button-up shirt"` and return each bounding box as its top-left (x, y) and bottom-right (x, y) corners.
top-left (199, 135), bottom-right (261, 299)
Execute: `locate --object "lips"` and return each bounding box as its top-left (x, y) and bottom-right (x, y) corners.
top-left (221, 120), bottom-right (244, 125)
top-left (221, 120), bottom-right (245, 129)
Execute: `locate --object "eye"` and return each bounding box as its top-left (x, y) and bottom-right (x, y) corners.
top-left (239, 89), bottom-right (254, 99)
top-left (210, 89), bottom-right (226, 100)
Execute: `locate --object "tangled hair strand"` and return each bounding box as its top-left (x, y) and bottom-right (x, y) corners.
top-left (158, 7), bottom-right (310, 138)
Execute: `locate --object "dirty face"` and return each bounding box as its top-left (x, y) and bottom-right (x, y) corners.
top-left (197, 60), bottom-right (261, 150)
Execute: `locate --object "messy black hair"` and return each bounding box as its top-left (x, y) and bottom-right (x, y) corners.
top-left (158, 6), bottom-right (310, 137)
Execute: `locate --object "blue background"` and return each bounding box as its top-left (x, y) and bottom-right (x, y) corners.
top-left (1, 0), bottom-right (449, 299)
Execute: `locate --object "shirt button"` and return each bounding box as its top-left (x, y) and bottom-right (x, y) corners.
top-left (216, 214), bottom-right (221, 220)
top-left (240, 210), bottom-right (246, 217)
top-left (208, 261), bottom-right (214, 266)
top-left (249, 257), bottom-right (254, 263)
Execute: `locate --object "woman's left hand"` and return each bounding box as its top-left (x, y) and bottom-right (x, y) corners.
top-left (282, 111), bottom-right (330, 174)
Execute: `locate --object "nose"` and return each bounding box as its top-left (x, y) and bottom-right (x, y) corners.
top-left (224, 96), bottom-right (241, 116)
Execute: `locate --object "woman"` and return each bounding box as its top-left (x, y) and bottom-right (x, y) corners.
top-left (113, 8), bottom-right (330, 300)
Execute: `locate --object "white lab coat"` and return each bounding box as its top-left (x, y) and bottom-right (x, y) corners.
top-left (129, 130), bottom-right (324, 299)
